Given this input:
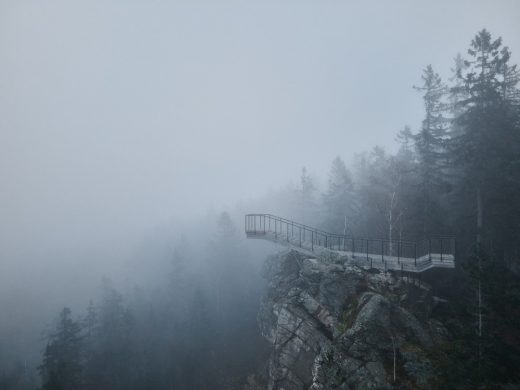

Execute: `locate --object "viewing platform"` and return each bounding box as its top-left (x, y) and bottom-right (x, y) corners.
top-left (245, 214), bottom-right (455, 273)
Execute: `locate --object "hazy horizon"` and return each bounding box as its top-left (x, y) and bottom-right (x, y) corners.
top-left (1, 2), bottom-right (520, 388)
top-left (2, 1), bottom-right (519, 250)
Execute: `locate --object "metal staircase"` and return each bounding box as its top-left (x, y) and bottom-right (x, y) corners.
top-left (245, 214), bottom-right (455, 273)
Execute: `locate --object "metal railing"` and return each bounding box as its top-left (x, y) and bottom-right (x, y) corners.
top-left (245, 214), bottom-right (455, 266)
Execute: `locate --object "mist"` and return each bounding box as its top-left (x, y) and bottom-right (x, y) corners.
top-left (1, 1), bottom-right (520, 389)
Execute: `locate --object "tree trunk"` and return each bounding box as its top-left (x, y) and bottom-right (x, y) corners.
top-left (476, 184), bottom-right (483, 380)
top-left (476, 185), bottom-right (483, 336)
top-left (391, 334), bottom-right (397, 383)
top-left (476, 185), bottom-right (483, 247)
top-left (389, 206), bottom-right (393, 255)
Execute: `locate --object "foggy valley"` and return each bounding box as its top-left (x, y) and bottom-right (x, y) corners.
top-left (1, 1), bottom-right (520, 389)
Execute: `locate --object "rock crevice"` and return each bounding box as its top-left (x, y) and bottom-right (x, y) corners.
top-left (251, 250), bottom-right (447, 390)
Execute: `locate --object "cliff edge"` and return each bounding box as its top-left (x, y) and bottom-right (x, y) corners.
top-left (247, 250), bottom-right (449, 390)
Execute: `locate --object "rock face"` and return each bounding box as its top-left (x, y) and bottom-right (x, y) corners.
top-left (253, 250), bottom-right (447, 390)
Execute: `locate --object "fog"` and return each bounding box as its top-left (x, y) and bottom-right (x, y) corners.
top-left (3, 1), bottom-right (519, 247)
top-left (1, 1), bottom-right (520, 389)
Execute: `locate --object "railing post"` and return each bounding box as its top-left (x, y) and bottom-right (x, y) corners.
top-left (245, 215), bottom-right (455, 273)
top-left (453, 239), bottom-right (456, 259)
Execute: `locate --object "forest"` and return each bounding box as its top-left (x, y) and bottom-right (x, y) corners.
top-left (1, 20), bottom-right (520, 390)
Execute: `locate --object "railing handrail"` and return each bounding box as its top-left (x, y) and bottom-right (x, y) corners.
top-left (244, 214), bottom-right (456, 262)
top-left (245, 213), bottom-right (454, 246)
top-left (245, 213), bottom-right (331, 236)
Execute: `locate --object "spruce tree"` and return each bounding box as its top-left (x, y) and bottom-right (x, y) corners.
top-left (39, 307), bottom-right (83, 390)
top-left (322, 157), bottom-right (356, 234)
top-left (452, 29), bottom-right (519, 255)
top-left (449, 29), bottom-right (520, 384)
top-left (413, 65), bottom-right (449, 237)
top-left (83, 282), bottom-right (136, 390)
top-left (298, 167), bottom-right (317, 225)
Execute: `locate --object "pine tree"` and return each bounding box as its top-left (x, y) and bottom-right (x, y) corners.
top-left (83, 281), bottom-right (136, 390)
top-left (39, 307), bottom-right (83, 390)
top-left (214, 211), bottom-right (238, 253)
top-left (83, 301), bottom-right (98, 340)
top-left (449, 29), bottom-right (520, 384)
top-left (449, 53), bottom-right (470, 122)
top-left (322, 157), bottom-right (356, 235)
top-left (298, 167), bottom-right (317, 225)
top-left (353, 147), bottom-right (409, 244)
top-left (413, 65), bottom-right (449, 237)
top-left (452, 29), bottom-right (520, 253)
top-left (396, 125), bottom-right (415, 157)
top-left (210, 211), bottom-right (240, 316)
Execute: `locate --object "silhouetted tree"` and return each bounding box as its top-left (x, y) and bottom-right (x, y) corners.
top-left (39, 307), bottom-right (83, 390)
top-left (83, 281), bottom-right (137, 390)
top-left (413, 65), bottom-right (449, 237)
top-left (322, 157), bottom-right (356, 235)
top-left (298, 167), bottom-right (317, 225)
top-left (451, 29), bottom-right (519, 251)
top-left (447, 29), bottom-right (520, 385)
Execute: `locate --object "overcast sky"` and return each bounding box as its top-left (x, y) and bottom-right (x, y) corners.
top-left (1, 0), bottom-right (519, 256)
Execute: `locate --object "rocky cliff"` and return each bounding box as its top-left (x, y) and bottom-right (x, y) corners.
top-left (246, 250), bottom-right (449, 390)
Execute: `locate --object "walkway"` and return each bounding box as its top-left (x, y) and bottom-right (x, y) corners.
top-left (245, 214), bottom-right (455, 273)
